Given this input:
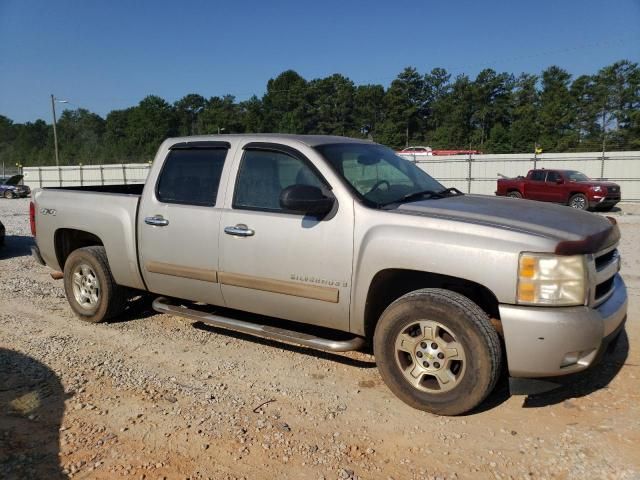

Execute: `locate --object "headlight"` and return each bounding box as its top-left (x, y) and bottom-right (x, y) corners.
top-left (517, 253), bottom-right (586, 306)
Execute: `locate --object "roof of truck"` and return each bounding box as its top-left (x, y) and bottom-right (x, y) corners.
top-left (166, 134), bottom-right (373, 148)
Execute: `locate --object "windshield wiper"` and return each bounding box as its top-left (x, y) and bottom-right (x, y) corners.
top-left (396, 189), bottom-right (443, 204)
top-left (437, 187), bottom-right (464, 196)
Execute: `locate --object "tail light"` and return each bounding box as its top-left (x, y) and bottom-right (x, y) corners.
top-left (29, 201), bottom-right (36, 237)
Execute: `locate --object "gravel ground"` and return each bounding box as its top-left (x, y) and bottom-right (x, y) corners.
top-left (1, 197), bottom-right (639, 480)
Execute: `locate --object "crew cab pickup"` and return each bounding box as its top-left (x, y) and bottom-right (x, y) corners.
top-left (496, 169), bottom-right (621, 210)
top-left (30, 135), bottom-right (627, 415)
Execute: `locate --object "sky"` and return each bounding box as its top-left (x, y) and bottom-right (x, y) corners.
top-left (1, 0), bottom-right (639, 123)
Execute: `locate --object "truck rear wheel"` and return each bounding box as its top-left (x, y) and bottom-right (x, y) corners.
top-left (63, 246), bottom-right (127, 323)
top-left (373, 289), bottom-right (502, 416)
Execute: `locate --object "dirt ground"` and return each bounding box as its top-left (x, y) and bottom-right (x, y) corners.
top-left (1, 197), bottom-right (639, 480)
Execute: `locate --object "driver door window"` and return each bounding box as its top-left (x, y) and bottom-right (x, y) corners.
top-left (233, 149), bottom-right (324, 212)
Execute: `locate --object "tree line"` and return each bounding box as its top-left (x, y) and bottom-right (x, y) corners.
top-left (1, 60), bottom-right (638, 167)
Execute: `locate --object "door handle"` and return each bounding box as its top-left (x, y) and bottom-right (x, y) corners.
top-left (145, 215), bottom-right (169, 227)
top-left (224, 224), bottom-right (255, 237)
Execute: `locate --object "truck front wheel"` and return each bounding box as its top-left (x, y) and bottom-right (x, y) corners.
top-left (63, 246), bottom-right (127, 323)
top-left (506, 191), bottom-right (522, 198)
top-left (373, 289), bottom-right (502, 416)
top-left (569, 193), bottom-right (588, 210)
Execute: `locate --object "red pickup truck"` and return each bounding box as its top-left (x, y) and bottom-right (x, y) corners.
top-left (496, 169), bottom-right (621, 211)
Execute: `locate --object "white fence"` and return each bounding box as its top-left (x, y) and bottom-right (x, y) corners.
top-left (22, 163), bottom-right (151, 189)
top-left (21, 150), bottom-right (640, 202)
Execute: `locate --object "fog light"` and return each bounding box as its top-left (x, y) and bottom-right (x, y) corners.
top-left (560, 351), bottom-right (580, 368)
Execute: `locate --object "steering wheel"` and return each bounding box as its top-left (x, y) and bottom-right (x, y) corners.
top-left (366, 180), bottom-right (391, 195)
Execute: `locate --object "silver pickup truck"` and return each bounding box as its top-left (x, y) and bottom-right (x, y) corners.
top-left (31, 135), bottom-right (627, 415)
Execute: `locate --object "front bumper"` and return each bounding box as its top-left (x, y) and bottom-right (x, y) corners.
top-left (589, 195), bottom-right (620, 209)
top-left (499, 274), bottom-right (627, 378)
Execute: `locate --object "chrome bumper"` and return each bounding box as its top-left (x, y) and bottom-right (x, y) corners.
top-left (499, 274), bottom-right (627, 378)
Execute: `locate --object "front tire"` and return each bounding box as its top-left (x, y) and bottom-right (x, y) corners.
top-left (4, 190), bottom-right (15, 199)
top-left (506, 191), bottom-right (522, 198)
top-left (373, 289), bottom-right (502, 416)
top-left (569, 193), bottom-right (588, 210)
top-left (63, 246), bottom-right (127, 323)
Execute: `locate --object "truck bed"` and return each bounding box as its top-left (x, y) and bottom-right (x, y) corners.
top-left (32, 186), bottom-right (145, 290)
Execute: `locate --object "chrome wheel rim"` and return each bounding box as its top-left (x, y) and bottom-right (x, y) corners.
top-left (571, 196), bottom-right (586, 209)
top-left (394, 320), bottom-right (466, 393)
top-left (72, 264), bottom-right (100, 309)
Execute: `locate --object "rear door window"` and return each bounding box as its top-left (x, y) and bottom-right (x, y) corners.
top-left (546, 171), bottom-right (561, 183)
top-left (156, 148), bottom-right (228, 206)
top-left (529, 171), bottom-right (546, 181)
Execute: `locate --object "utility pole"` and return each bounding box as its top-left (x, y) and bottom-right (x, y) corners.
top-left (51, 94), bottom-right (60, 167)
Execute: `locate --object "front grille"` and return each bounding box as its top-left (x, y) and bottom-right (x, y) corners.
top-left (592, 247), bottom-right (619, 305)
top-left (595, 277), bottom-right (615, 300)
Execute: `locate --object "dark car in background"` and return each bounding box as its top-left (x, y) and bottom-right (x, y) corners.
top-left (0, 175), bottom-right (31, 199)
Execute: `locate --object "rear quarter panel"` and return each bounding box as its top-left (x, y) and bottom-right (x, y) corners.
top-left (33, 189), bottom-right (144, 289)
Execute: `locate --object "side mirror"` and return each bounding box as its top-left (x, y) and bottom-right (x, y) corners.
top-left (280, 184), bottom-right (334, 216)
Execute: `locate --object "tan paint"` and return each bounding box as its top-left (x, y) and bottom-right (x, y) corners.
top-left (145, 261), bottom-right (218, 283)
top-left (219, 271), bottom-right (339, 303)
top-left (144, 262), bottom-right (339, 303)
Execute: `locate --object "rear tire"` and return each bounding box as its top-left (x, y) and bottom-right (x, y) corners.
top-left (506, 191), bottom-right (522, 198)
top-left (63, 246), bottom-right (127, 323)
top-left (569, 193), bottom-right (588, 210)
top-left (373, 289), bottom-right (502, 416)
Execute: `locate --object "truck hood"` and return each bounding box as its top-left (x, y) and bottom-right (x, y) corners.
top-left (395, 194), bottom-right (618, 254)
top-left (2, 174), bottom-right (23, 186)
top-left (570, 181), bottom-right (619, 189)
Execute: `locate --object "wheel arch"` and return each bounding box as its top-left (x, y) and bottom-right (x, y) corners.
top-left (54, 228), bottom-right (104, 271)
top-left (363, 268), bottom-right (501, 343)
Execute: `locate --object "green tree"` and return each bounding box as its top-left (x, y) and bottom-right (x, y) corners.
top-left (262, 70), bottom-right (309, 133)
top-left (174, 94), bottom-right (206, 136)
top-left (538, 66), bottom-right (577, 151)
top-left (509, 74), bottom-right (540, 152)
top-left (379, 67), bottom-right (426, 148)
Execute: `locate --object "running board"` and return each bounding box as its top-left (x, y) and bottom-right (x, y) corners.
top-left (152, 297), bottom-right (365, 353)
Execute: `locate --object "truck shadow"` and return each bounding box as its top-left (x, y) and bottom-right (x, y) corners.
top-left (521, 330), bottom-right (629, 408)
top-left (0, 348), bottom-right (67, 479)
top-left (0, 235), bottom-right (34, 260)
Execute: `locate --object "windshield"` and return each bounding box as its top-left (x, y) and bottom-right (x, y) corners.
top-left (315, 143), bottom-right (446, 206)
top-left (566, 171), bottom-right (590, 182)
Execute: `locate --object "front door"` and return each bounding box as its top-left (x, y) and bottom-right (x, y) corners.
top-left (138, 144), bottom-right (230, 305)
top-left (218, 144), bottom-right (354, 331)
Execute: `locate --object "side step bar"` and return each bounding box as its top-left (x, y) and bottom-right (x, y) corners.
top-left (152, 297), bottom-right (366, 353)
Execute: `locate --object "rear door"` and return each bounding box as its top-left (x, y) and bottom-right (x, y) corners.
top-left (217, 142), bottom-right (354, 331)
top-left (138, 142), bottom-right (232, 305)
top-left (524, 170), bottom-right (548, 201)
